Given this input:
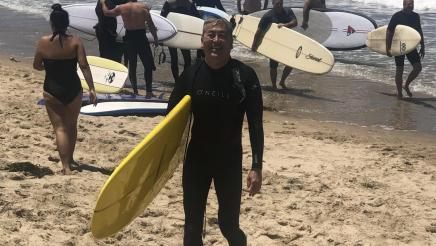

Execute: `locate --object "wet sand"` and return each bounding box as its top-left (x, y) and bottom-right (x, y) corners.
top-left (1, 54), bottom-right (436, 245)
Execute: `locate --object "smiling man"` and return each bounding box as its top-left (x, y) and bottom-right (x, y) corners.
top-left (167, 18), bottom-right (264, 245)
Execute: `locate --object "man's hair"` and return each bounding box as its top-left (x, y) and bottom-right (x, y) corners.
top-left (202, 17), bottom-right (233, 40)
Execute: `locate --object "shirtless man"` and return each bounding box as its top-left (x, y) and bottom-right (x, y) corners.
top-left (237, 0), bottom-right (268, 14)
top-left (101, 0), bottom-right (158, 97)
top-left (301, 0), bottom-right (326, 30)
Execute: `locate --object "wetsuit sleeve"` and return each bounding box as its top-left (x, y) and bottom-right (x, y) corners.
top-left (258, 12), bottom-right (272, 31)
top-left (387, 12), bottom-right (398, 32)
top-left (167, 71), bottom-right (188, 114)
top-left (161, 1), bottom-right (170, 17)
top-left (416, 14), bottom-right (424, 42)
top-left (244, 67), bottom-right (264, 170)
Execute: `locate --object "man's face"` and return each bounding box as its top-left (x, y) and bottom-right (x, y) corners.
top-left (201, 21), bottom-right (233, 62)
top-left (272, 0), bottom-right (283, 10)
top-left (403, 0), bottom-right (414, 13)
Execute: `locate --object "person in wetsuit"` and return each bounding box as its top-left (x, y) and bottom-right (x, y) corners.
top-left (95, 0), bottom-right (127, 62)
top-left (161, 0), bottom-right (201, 81)
top-left (167, 18), bottom-right (264, 245)
top-left (251, 0), bottom-right (297, 89)
top-left (301, 0), bottom-right (326, 30)
top-left (33, 4), bottom-right (97, 175)
top-left (386, 0), bottom-right (425, 99)
top-left (101, 0), bottom-right (159, 97)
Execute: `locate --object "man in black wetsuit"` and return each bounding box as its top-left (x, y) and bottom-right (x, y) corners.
top-left (95, 0), bottom-right (127, 62)
top-left (386, 0), bottom-right (425, 99)
top-left (167, 18), bottom-right (264, 245)
top-left (101, 0), bottom-right (159, 97)
top-left (251, 0), bottom-right (297, 90)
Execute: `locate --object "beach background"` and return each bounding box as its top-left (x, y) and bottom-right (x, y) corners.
top-left (0, 0), bottom-right (436, 245)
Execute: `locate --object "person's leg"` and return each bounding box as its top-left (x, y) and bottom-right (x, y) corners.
top-left (404, 50), bottom-right (422, 97)
top-left (394, 55), bottom-right (405, 99)
top-left (213, 157), bottom-right (246, 246)
top-left (269, 59), bottom-right (278, 89)
top-left (169, 47), bottom-right (179, 81)
top-left (183, 155), bottom-right (212, 246)
top-left (64, 91), bottom-right (83, 165)
top-left (44, 93), bottom-right (74, 174)
top-left (138, 40), bottom-right (156, 98)
top-left (279, 66), bottom-right (292, 89)
top-left (181, 49), bottom-right (192, 72)
top-left (126, 38), bottom-right (139, 94)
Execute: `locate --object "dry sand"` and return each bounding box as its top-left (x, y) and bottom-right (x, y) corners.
top-left (0, 54), bottom-right (435, 245)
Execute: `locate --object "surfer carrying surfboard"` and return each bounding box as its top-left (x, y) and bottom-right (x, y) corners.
top-left (101, 0), bottom-right (159, 97)
top-left (301, 0), bottom-right (326, 30)
top-left (167, 18), bottom-right (264, 245)
top-left (251, 0), bottom-right (298, 89)
top-left (386, 0), bottom-right (425, 99)
top-left (33, 4), bottom-right (97, 175)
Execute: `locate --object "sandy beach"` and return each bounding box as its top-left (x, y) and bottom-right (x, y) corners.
top-left (0, 52), bottom-right (436, 246)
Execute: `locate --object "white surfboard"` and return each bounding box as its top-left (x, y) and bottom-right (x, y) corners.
top-left (233, 14), bottom-right (334, 74)
top-left (80, 101), bottom-right (168, 116)
top-left (366, 25), bottom-right (421, 56)
top-left (77, 56), bottom-right (128, 94)
top-left (64, 4), bottom-right (177, 42)
top-left (251, 8), bottom-right (377, 51)
top-left (151, 10), bottom-right (204, 49)
top-left (197, 6), bottom-right (230, 20)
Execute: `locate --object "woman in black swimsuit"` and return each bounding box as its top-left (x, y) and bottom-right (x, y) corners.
top-left (33, 4), bottom-right (97, 175)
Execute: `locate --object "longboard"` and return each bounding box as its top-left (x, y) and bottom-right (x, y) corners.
top-left (91, 96), bottom-right (191, 238)
top-left (197, 6), bottom-right (230, 20)
top-left (251, 8), bottom-right (377, 51)
top-left (366, 25), bottom-right (421, 56)
top-left (64, 3), bottom-right (177, 42)
top-left (233, 14), bottom-right (334, 74)
top-left (78, 56), bottom-right (128, 94)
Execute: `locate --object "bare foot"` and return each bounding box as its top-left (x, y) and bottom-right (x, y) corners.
top-left (403, 86), bottom-right (413, 97)
top-left (58, 168), bottom-right (73, 175)
top-left (279, 82), bottom-right (288, 89)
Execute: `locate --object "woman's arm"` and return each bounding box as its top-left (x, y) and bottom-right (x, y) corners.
top-left (33, 39), bottom-right (45, 71)
top-left (76, 38), bottom-right (97, 105)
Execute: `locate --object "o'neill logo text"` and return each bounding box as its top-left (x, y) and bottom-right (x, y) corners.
top-left (306, 54), bottom-right (322, 62)
top-left (105, 72), bottom-right (115, 84)
top-left (347, 25), bottom-right (356, 36)
top-left (296, 46), bottom-right (302, 58)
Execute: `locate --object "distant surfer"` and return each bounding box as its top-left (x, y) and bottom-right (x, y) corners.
top-left (301, 0), bottom-right (326, 30)
top-left (161, 0), bottom-right (201, 81)
top-left (251, 0), bottom-right (298, 89)
top-left (94, 0), bottom-right (127, 63)
top-left (386, 0), bottom-right (424, 99)
top-left (237, 0), bottom-right (268, 14)
top-left (101, 0), bottom-right (159, 97)
top-left (33, 4), bottom-right (97, 175)
top-left (167, 18), bottom-right (264, 245)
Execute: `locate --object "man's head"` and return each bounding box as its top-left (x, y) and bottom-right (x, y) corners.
top-left (201, 18), bottom-right (233, 68)
top-left (403, 0), bottom-right (414, 13)
top-left (272, 0), bottom-right (283, 11)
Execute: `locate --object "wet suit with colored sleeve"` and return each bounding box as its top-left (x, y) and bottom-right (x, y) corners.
top-left (167, 58), bottom-right (264, 246)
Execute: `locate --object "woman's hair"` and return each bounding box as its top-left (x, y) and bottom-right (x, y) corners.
top-left (49, 4), bottom-right (70, 46)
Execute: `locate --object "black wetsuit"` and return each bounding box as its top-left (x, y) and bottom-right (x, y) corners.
top-left (167, 59), bottom-right (264, 246)
top-left (161, 1), bottom-right (200, 80)
top-left (124, 29), bottom-right (155, 94)
top-left (43, 58), bottom-right (82, 105)
top-left (193, 0), bottom-right (226, 12)
top-left (258, 8), bottom-right (296, 68)
top-left (388, 10), bottom-right (424, 66)
top-left (95, 0), bottom-right (127, 62)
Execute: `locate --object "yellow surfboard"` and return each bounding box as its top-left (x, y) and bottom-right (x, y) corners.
top-left (78, 56), bottom-right (128, 94)
top-left (91, 96), bottom-right (191, 238)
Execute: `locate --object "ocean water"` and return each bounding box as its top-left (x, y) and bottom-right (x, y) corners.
top-left (0, 0), bottom-right (435, 133)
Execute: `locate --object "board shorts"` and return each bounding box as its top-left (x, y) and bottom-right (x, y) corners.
top-left (395, 49), bottom-right (420, 66)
